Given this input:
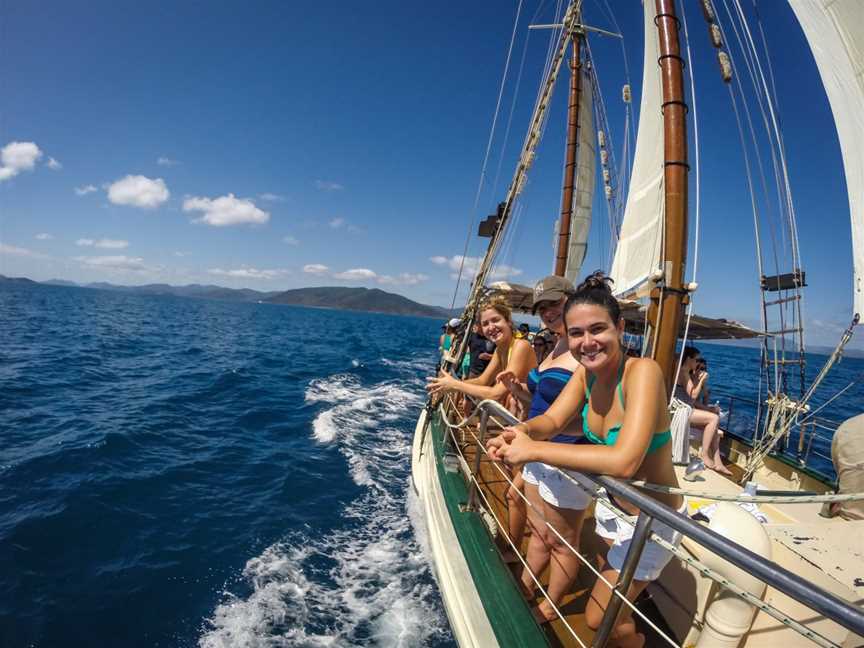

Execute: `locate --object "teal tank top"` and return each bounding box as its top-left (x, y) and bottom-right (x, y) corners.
top-left (581, 358), bottom-right (671, 454)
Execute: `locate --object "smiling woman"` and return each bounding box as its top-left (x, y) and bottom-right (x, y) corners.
top-left (425, 296), bottom-right (535, 405)
top-left (487, 271), bottom-right (683, 646)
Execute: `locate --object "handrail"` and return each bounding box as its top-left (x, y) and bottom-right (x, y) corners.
top-left (467, 398), bottom-right (864, 639)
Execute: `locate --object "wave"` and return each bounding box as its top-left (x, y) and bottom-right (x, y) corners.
top-left (198, 372), bottom-right (448, 647)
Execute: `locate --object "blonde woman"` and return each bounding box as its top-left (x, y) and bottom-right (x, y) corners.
top-left (426, 297), bottom-right (536, 560)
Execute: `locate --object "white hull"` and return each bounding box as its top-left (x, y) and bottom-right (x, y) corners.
top-left (410, 409), bottom-right (499, 648)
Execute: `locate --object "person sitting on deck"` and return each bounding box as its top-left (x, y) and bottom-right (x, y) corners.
top-left (438, 318), bottom-right (461, 360)
top-left (675, 347), bottom-right (731, 475)
top-left (532, 327), bottom-right (556, 364)
top-left (497, 275), bottom-right (591, 625)
top-left (488, 272), bottom-right (685, 648)
top-left (426, 297), bottom-right (536, 569)
top-left (466, 322), bottom-right (494, 379)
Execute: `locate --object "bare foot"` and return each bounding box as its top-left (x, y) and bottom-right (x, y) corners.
top-left (612, 631), bottom-right (645, 648)
top-left (531, 600), bottom-right (558, 625)
top-left (714, 463), bottom-right (733, 476)
top-left (700, 455), bottom-right (717, 470)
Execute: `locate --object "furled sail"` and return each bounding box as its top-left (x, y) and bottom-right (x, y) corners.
top-left (608, 0), bottom-right (665, 298)
top-left (561, 68), bottom-right (596, 283)
top-left (789, 0), bottom-right (864, 318)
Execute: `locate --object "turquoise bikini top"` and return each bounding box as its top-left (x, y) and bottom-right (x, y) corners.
top-left (581, 358), bottom-right (671, 454)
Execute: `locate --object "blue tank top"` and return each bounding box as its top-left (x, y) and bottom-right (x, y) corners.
top-left (526, 367), bottom-right (581, 444)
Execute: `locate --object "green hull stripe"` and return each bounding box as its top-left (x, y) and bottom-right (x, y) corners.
top-left (430, 412), bottom-right (549, 647)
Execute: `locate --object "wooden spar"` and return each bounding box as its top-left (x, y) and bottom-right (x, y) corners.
top-left (554, 36), bottom-right (583, 277)
top-left (648, 0), bottom-right (689, 396)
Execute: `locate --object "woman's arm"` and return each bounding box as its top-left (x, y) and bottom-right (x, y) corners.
top-left (493, 359), bottom-right (666, 478)
top-left (688, 371), bottom-right (707, 400)
top-left (427, 352), bottom-right (504, 400)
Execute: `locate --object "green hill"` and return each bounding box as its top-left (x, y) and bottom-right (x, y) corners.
top-left (265, 286), bottom-right (448, 318)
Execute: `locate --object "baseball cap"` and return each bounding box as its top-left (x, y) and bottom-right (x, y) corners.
top-left (448, 317), bottom-right (462, 328)
top-left (532, 275), bottom-right (574, 314)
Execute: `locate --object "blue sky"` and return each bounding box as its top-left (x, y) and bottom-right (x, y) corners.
top-left (0, 1), bottom-right (857, 348)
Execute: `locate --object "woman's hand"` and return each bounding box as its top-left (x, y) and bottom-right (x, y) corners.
top-left (486, 426), bottom-right (536, 465)
top-left (426, 370), bottom-right (458, 395)
top-left (496, 369), bottom-right (520, 389)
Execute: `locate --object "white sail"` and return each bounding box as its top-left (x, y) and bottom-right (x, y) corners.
top-left (608, 0), bottom-right (665, 298)
top-left (789, 0), bottom-right (864, 318)
top-left (563, 68), bottom-right (596, 283)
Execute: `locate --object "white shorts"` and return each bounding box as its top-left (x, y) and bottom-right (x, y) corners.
top-left (521, 462), bottom-right (591, 510)
top-left (594, 494), bottom-right (686, 581)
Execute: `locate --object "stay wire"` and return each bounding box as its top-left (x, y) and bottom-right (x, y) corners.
top-left (450, 0), bottom-right (524, 310)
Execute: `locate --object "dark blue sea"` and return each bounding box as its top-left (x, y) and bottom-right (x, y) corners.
top-left (1, 283), bottom-right (452, 647)
top-left (2, 282), bottom-right (863, 647)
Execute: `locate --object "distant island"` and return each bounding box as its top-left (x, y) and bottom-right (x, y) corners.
top-left (0, 274), bottom-right (454, 319)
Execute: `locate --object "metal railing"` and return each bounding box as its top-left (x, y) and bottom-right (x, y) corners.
top-left (446, 397), bottom-right (864, 647)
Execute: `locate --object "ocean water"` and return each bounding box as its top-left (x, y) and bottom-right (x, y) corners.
top-left (1, 283), bottom-right (452, 647)
top-left (2, 283), bottom-right (863, 647)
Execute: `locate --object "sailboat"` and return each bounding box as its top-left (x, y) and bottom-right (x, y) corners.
top-left (412, 0), bottom-right (864, 646)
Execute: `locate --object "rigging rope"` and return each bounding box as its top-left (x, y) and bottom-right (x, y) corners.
top-left (449, 0), bottom-right (524, 310)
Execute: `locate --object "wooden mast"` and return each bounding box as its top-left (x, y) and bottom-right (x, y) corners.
top-left (553, 34), bottom-right (583, 277)
top-left (648, 0), bottom-right (689, 395)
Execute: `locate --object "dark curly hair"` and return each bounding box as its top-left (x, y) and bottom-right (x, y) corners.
top-left (564, 271), bottom-right (621, 322)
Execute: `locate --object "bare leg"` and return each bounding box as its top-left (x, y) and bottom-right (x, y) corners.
top-left (534, 500), bottom-right (586, 622)
top-left (585, 556), bottom-right (648, 648)
top-left (711, 431), bottom-right (732, 475)
top-left (519, 482), bottom-right (549, 595)
top-left (503, 471), bottom-right (526, 563)
top-left (690, 409), bottom-right (722, 470)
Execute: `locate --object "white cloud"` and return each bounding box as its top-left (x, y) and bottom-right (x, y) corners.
top-left (0, 242), bottom-right (47, 258)
top-left (208, 267), bottom-right (287, 280)
top-left (315, 180), bottom-right (344, 192)
top-left (46, 157), bottom-right (62, 170)
top-left (283, 235), bottom-right (299, 246)
top-left (333, 268), bottom-right (377, 280)
top-left (157, 156), bottom-right (180, 166)
top-left (377, 272), bottom-right (430, 285)
top-left (329, 217), bottom-right (346, 229)
top-left (301, 263), bottom-right (429, 286)
top-left (107, 175), bottom-right (170, 208)
top-left (303, 263), bottom-right (330, 275)
top-left (259, 192), bottom-right (285, 202)
top-left (0, 141), bottom-right (43, 181)
top-left (183, 193), bottom-right (270, 227)
top-left (35, 233), bottom-right (53, 240)
top-left (430, 254), bottom-right (522, 280)
top-left (75, 238), bottom-right (128, 249)
top-left (75, 184), bottom-right (98, 196)
top-left (74, 255), bottom-right (147, 271)
top-left (76, 238), bottom-right (128, 249)
top-left (173, 251), bottom-right (188, 258)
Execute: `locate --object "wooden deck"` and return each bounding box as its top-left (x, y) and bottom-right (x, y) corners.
top-left (456, 422), bottom-right (676, 647)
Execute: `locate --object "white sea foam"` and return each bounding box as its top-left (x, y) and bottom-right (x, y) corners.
top-left (199, 371), bottom-right (447, 647)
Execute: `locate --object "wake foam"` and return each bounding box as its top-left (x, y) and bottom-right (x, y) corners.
top-left (199, 371), bottom-right (448, 647)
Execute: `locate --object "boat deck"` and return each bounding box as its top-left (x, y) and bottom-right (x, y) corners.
top-left (458, 424), bottom-right (676, 647)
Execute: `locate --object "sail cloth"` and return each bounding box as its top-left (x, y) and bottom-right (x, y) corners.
top-left (789, 0), bottom-right (864, 318)
top-left (556, 67), bottom-right (596, 283)
top-left (608, 0), bottom-right (665, 298)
